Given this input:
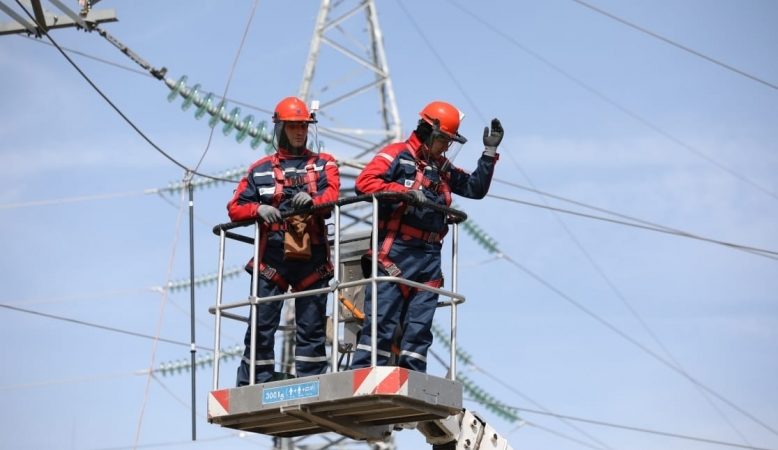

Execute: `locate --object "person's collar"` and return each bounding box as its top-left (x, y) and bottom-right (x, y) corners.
top-left (407, 132), bottom-right (424, 160)
top-left (408, 132), bottom-right (447, 167)
top-left (277, 147), bottom-right (310, 158)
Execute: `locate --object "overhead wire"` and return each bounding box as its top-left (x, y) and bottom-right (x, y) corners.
top-left (11, 1), bottom-right (235, 185)
top-left (10, 2), bottom-right (768, 446)
top-left (0, 190), bottom-right (148, 210)
top-left (21, 33), bottom-right (274, 115)
top-left (523, 420), bottom-right (607, 450)
top-left (443, 0), bottom-right (778, 201)
top-left (191, 0), bottom-right (260, 173)
top-left (488, 192), bottom-right (778, 259)
top-left (511, 404), bottom-right (777, 450)
top-left (399, 1), bottom-right (768, 445)
top-left (0, 302), bottom-right (212, 351)
top-left (471, 352), bottom-right (759, 449)
top-left (493, 176), bottom-right (755, 446)
top-left (456, 398), bottom-right (608, 450)
top-left (20, 34), bottom-right (153, 77)
top-left (0, 370), bottom-right (138, 391)
top-left (84, 434), bottom-right (241, 450)
top-left (500, 253), bottom-right (778, 437)
top-left (570, 0), bottom-right (778, 91)
top-left (431, 333), bottom-right (616, 450)
top-left (436, 332), bottom-right (773, 450)
top-left (133, 189), bottom-right (186, 448)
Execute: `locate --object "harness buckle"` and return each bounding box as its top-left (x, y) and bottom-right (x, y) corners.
top-left (286, 175), bottom-right (305, 187)
top-left (385, 263), bottom-right (402, 277)
top-left (316, 263), bottom-right (334, 279)
top-left (259, 265), bottom-right (277, 280)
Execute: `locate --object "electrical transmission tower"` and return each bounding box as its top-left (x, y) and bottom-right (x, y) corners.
top-left (274, 0), bottom-right (402, 450)
top-left (275, 2), bottom-right (401, 450)
top-left (298, 0), bottom-right (402, 176)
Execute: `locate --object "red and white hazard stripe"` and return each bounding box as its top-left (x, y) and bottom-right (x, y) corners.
top-left (208, 389), bottom-right (230, 418)
top-left (352, 366), bottom-right (409, 396)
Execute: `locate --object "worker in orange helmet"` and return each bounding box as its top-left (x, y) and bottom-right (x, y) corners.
top-left (351, 100), bottom-right (503, 372)
top-left (228, 96), bottom-right (340, 385)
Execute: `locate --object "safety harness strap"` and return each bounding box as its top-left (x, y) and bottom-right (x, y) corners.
top-left (373, 147), bottom-right (431, 277)
top-left (252, 260), bottom-right (333, 293)
top-left (377, 220), bottom-right (447, 243)
top-left (398, 277), bottom-right (444, 300)
top-left (255, 153), bottom-right (326, 269)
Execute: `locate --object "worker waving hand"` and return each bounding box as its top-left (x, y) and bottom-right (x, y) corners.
top-left (352, 101), bottom-right (502, 372)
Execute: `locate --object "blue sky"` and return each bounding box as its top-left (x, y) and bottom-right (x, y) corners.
top-left (1, 1), bottom-right (776, 449)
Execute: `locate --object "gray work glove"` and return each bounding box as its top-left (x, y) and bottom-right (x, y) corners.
top-left (257, 204), bottom-right (282, 224)
top-left (407, 189), bottom-right (426, 205)
top-left (483, 118), bottom-right (504, 157)
top-left (291, 191), bottom-right (313, 210)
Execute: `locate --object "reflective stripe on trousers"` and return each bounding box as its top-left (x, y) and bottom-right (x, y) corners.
top-left (236, 252), bottom-right (330, 386)
top-left (351, 240), bottom-right (442, 373)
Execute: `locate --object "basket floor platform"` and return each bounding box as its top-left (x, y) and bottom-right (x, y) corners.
top-left (208, 367), bottom-right (463, 441)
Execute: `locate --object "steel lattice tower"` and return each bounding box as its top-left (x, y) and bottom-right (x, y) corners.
top-left (298, 0), bottom-right (402, 171)
top-left (277, 2), bottom-right (401, 449)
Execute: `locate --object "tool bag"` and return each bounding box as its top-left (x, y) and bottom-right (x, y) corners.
top-left (284, 214), bottom-right (312, 261)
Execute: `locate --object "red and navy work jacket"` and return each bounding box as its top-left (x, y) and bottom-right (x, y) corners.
top-left (355, 132), bottom-right (497, 241)
top-left (228, 148), bottom-right (340, 250)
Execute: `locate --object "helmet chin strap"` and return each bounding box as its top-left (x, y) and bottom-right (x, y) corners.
top-left (287, 144), bottom-right (305, 156)
top-left (420, 120), bottom-right (448, 168)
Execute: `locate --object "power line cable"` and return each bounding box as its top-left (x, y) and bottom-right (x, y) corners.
top-left (134, 189), bottom-right (186, 447)
top-left (492, 166), bottom-right (758, 445)
top-left (471, 350), bottom-right (757, 449)
top-left (22, 34), bottom-right (274, 115)
top-left (571, 0), bottom-right (778, 91)
top-left (431, 343), bottom-right (614, 450)
top-left (0, 189), bottom-right (149, 210)
top-left (437, 325), bottom-right (771, 450)
top-left (192, 0), bottom-right (259, 173)
top-left (0, 302), bottom-right (212, 351)
top-left (20, 34), bottom-right (153, 77)
top-left (396, 7), bottom-right (752, 442)
top-left (498, 162), bottom-right (754, 446)
top-left (523, 420), bottom-right (607, 450)
top-left (392, 14), bottom-right (765, 440)
top-left (396, 0), bottom-right (486, 122)
top-left (488, 193), bottom-right (778, 260)
top-left (500, 254), bottom-right (778, 437)
top-left (444, 0), bottom-right (778, 201)
top-left (459, 399), bottom-right (608, 450)
top-left (84, 434), bottom-right (240, 450)
top-left (513, 405), bottom-right (776, 450)
top-left (11, 1), bottom-right (234, 185)
top-left (0, 371), bottom-right (138, 391)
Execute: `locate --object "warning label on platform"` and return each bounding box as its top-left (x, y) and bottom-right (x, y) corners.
top-left (262, 380), bottom-right (320, 405)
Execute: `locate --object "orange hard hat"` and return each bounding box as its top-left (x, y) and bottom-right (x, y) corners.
top-left (419, 101), bottom-right (466, 143)
top-left (273, 97), bottom-right (315, 123)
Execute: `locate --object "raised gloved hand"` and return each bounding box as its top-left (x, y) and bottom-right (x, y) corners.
top-left (291, 191), bottom-right (313, 210)
top-left (407, 189), bottom-right (426, 205)
top-left (257, 204), bottom-right (282, 224)
top-left (483, 118), bottom-right (504, 157)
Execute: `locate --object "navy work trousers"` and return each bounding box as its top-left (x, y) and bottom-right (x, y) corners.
top-left (351, 239), bottom-right (443, 372)
top-left (236, 245), bottom-right (330, 386)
